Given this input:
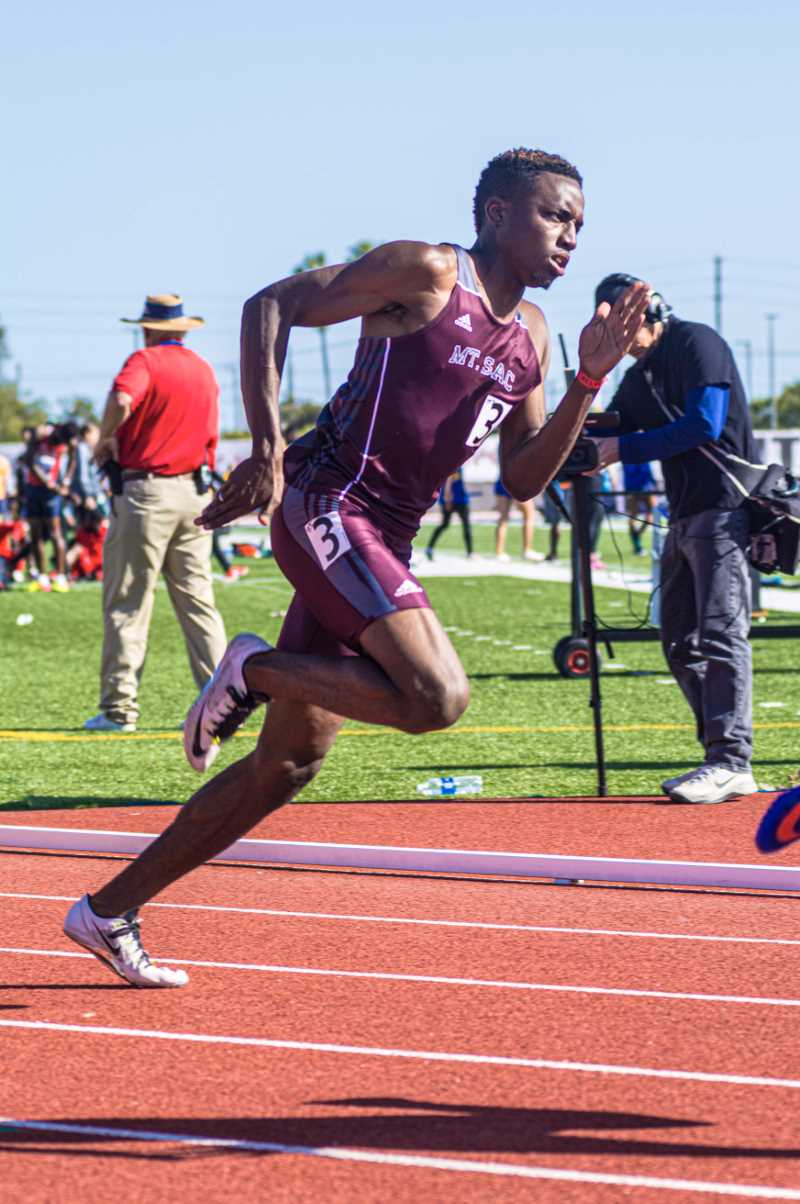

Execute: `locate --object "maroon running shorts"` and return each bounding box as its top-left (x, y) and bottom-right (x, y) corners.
top-left (271, 486), bottom-right (431, 657)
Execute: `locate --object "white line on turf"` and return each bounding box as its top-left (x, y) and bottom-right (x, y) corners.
top-left (0, 1019), bottom-right (798, 1090)
top-left (3, 891), bottom-right (800, 948)
top-left (2, 945), bottom-right (800, 1008)
top-left (0, 1117), bottom-right (797, 1199)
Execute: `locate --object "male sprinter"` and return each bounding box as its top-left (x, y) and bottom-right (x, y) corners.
top-left (65, 149), bottom-right (649, 985)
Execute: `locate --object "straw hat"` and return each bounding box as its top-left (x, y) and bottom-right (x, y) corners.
top-left (120, 294), bottom-right (204, 331)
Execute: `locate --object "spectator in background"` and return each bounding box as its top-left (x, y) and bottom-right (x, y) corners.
top-left (0, 451), bottom-right (10, 518)
top-left (425, 468), bottom-right (473, 560)
top-left (210, 469), bottom-right (249, 581)
top-left (623, 459), bottom-right (657, 556)
top-left (67, 508), bottom-right (108, 582)
top-left (70, 422), bottom-right (107, 518)
top-left (84, 294), bottom-right (226, 733)
top-left (543, 478), bottom-right (566, 560)
top-left (24, 422), bottom-right (71, 593)
top-left (494, 477), bottom-right (543, 563)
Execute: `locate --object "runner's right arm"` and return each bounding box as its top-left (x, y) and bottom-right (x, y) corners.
top-left (199, 242), bottom-right (456, 529)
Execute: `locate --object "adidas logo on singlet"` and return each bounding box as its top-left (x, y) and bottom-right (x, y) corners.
top-left (454, 313), bottom-right (473, 332)
top-left (394, 579), bottom-right (425, 599)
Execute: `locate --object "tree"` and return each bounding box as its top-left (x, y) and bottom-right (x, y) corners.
top-left (750, 383), bottom-right (800, 429)
top-left (292, 242), bottom-right (376, 402)
top-left (346, 240), bottom-right (375, 262)
top-left (280, 398), bottom-right (323, 441)
top-left (0, 318), bottom-right (49, 438)
top-left (293, 251), bottom-right (332, 400)
top-left (55, 396), bottom-right (99, 424)
top-left (0, 320), bottom-right (11, 380)
top-left (0, 382), bottom-right (48, 440)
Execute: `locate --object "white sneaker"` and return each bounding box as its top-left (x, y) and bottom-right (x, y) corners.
top-left (63, 894), bottom-right (188, 988)
top-left (667, 765), bottom-right (758, 805)
top-left (84, 713), bottom-right (136, 733)
top-left (496, 552), bottom-right (511, 563)
top-left (184, 632), bottom-right (272, 772)
top-left (661, 767), bottom-right (702, 795)
top-left (523, 550), bottom-right (545, 562)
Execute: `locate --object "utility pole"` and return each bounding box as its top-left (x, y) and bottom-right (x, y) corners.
top-left (766, 313), bottom-right (778, 429)
top-left (286, 348), bottom-right (295, 402)
top-left (735, 339), bottom-right (753, 400)
top-left (228, 362), bottom-right (240, 431)
top-left (318, 327), bottom-right (332, 400)
top-left (713, 256), bottom-right (723, 333)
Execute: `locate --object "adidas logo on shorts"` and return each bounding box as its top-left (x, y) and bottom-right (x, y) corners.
top-left (394, 579), bottom-right (424, 598)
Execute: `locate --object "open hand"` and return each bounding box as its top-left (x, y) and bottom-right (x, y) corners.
top-left (577, 281), bottom-right (651, 381)
top-left (197, 455), bottom-right (283, 530)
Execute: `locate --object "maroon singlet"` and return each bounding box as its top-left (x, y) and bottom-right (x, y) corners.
top-left (284, 245), bottom-right (541, 541)
top-left (273, 245), bottom-right (542, 652)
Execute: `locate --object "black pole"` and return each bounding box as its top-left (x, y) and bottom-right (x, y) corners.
top-left (571, 475), bottom-right (608, 797)
top-left (569, 488), bottom-right (582, 636)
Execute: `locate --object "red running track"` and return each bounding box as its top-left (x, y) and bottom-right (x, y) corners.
top-left (2, 797), bottom-right (800, 1202)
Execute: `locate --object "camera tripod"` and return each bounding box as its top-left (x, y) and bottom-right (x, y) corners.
top-left (556, 473), bottom-right (610, 797)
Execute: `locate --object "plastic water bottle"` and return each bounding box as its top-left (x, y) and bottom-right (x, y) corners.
top-left (416, 775), bottom-right (483, 798)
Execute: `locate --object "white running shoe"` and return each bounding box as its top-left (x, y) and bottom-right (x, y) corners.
top-left (84, 713), bottom-right (136, 733)
top-left (63, 894), bottom-right (188, 988)
top-left (523, 549), bottom-right (545, 562)
top-left (661, 767), bottom-right (702, 795)
top-left (184, 632), bottom-right (271, 772)
top-left (667, 765), bottom-right (758, 805)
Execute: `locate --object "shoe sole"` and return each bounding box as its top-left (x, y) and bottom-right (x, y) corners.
top-left (184, 677), bottom-right (220, 773)
top-left (64, 923), bottom-right (187, 989)
top-left (183, 633), bottom-right (269, 773)
top-left (664, 786), bottom-right (756, 805)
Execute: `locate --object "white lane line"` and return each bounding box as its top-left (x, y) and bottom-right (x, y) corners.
top-left (3, 891), bottom-right (799, 949)
top-left (2, 946), bottom-right (800, 1009)
top-left (1, 1018), bottom-right (799, 1091)
top-left (0, 1118), bottom-right (797, 1200)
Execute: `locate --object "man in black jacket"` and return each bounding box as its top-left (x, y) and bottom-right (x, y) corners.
top-left (589, 274), bottom-right (758, 805)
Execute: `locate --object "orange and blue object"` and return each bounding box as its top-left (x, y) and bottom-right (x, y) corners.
top-left (755, 786), bottom-right (800, 853)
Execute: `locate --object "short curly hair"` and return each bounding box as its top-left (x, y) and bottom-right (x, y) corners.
top-left (473, 148), bottom-right (583, 233)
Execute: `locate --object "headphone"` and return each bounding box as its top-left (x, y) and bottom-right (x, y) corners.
top-left (594, 273), bottom-right (672, 326)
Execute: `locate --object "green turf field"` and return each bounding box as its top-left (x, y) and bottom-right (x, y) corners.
top-left (1, 519), bottom-right (797, 810)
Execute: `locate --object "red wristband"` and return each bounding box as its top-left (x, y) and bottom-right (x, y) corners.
top-left (576, 368), bottom-right (605, 391)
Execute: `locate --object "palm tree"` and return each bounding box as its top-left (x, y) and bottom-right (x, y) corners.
top-left (346, 240), bottom-right (375, 262)
top-left (293, 251), bottom-right (331, 400)
top-left (293, 242), bottom-right (377, 401)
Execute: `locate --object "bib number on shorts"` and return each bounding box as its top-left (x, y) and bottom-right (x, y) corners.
top-left (465, 395), bottom-right (514, 448)
top-left (304, 511), bottom-right (351, 570)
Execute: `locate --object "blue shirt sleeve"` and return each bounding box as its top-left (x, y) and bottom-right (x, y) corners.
top-left (618, 385), bottom-right (730, 464)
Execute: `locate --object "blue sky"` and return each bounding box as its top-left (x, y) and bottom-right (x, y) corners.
top-left (3, 0), bottom-right (798, 428)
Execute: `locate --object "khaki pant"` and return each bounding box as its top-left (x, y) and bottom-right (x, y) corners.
top-left (100, 475), bottom-right (227, 724)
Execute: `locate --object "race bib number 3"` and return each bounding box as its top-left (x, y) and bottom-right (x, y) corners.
top-left (466, 394), bottom-right (514, 448)
top-left (304, 511), bottom-right (352, 570)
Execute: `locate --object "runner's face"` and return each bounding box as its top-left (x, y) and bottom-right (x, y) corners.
top-left (503, 174), bottom-right (584, 289)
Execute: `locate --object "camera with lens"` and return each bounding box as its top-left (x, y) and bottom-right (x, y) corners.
top-left (558, 412), bottom-right (621, 480)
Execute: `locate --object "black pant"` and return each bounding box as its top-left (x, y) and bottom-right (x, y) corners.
top-left (427, 503), bottom-right (472, 555)
top-left (660, 507), bottom-right (752, 769)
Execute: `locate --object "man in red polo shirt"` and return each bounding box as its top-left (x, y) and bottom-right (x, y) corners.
top-left (84, 294), bottom-right (226, 732)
